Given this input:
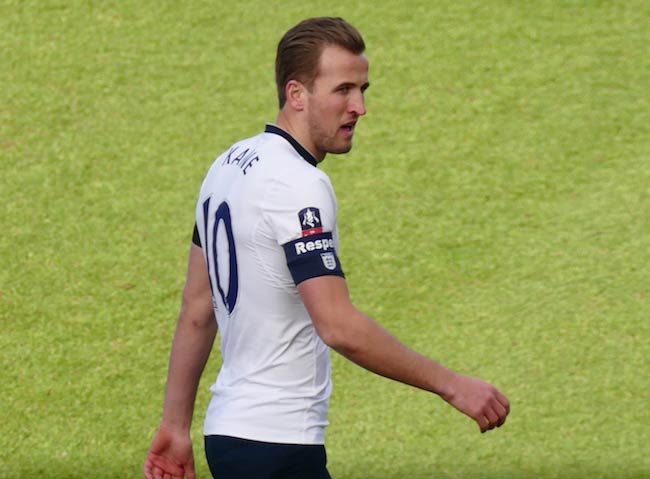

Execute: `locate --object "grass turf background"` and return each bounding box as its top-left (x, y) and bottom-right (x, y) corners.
top-left (1, 1), bottom-right (649, 478)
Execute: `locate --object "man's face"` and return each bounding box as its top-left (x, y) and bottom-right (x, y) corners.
top-left (303, 45), bottom-right (369, 160)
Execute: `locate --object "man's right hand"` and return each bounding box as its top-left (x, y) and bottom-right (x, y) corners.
top-left (144, 424), bottom-right (196, 479)
top-left (442, 373), bottom-right (510, 433)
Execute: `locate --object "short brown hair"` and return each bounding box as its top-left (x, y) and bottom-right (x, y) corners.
top-left (275, 17), bottom-right (366, 108)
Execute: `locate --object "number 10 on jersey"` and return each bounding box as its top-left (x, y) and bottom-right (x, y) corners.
top-left (203, 198), bottom-right (239, 314)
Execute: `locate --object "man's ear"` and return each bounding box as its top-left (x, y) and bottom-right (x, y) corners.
top-left (285, 80), bottom-right (306, 111)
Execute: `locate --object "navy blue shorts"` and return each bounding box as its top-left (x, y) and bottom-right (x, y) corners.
top-left (204, 435), bottom-right (331, 479)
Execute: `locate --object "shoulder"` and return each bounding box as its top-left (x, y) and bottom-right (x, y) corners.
top-left (267, 165), bottom-right (336, 211)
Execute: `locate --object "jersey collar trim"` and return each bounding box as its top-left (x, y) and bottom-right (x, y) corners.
top-left (265, 124), bottom-right (318, 167)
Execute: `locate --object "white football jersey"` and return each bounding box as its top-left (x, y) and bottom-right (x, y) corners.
top-left (195, 125), bottom-right (344, 445)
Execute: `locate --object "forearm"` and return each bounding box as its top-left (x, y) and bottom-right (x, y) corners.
top-left (161, 309), bottom-right (217, 431)
top-left (300, 276), bottom-right (509, 432)
top-left (330, 308), bottom-right (455, 398)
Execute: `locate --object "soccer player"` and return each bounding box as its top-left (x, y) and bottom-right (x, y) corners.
top-left (144, 17), bottom-right (509, 479)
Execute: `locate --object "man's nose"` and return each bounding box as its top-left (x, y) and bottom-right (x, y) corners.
top-left (349, 91), bottom-right (366, 116)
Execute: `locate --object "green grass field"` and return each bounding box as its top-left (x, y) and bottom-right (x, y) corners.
top-left (2, 1), bottom-right (649, 478)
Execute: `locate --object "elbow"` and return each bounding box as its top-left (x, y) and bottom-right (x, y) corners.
top-left (314, 311), bottom-right (365, 357)
top-left (317, 326), bottom-right (345, 351)
top-left (321, 328), bottom-right (365, 359)
top-left (179, 293), bottom-right (215, 331)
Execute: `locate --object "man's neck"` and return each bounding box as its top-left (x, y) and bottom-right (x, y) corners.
top-left (275, 111), bottom-right (324, 162)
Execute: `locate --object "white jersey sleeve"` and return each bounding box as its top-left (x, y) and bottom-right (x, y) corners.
top-left (266, 174), bottom-right (344, 285)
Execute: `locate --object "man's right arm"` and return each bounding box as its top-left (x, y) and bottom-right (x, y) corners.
top-left (144, 243), bottom-right (217, 479)
top-left (298, 275), bottom-right (510, 433)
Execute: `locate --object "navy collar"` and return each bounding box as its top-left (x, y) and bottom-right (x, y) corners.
top-left (265, 124), bottom-right (318, 167)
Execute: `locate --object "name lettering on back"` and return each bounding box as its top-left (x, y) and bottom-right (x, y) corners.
top-left (222, 146), bottom-right (260, 175)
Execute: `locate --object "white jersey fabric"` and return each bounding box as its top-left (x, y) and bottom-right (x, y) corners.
top-left (195, 124), bottom-right (344, 445)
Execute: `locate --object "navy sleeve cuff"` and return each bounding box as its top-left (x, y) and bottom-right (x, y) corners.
top-left (192, 223), bottom-right (202, 247)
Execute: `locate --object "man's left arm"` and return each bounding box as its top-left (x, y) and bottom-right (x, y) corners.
top-left (298, 275), bottom-right (510, 433)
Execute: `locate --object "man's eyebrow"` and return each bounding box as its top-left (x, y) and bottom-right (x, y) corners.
top-left (335, 82), bottom-right (371, 90)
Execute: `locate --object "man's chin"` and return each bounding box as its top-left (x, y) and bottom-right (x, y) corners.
top-left (326, 142), bottom-right (353, 155)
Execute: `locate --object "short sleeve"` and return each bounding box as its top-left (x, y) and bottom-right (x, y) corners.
top-left (266, 174), bottom-right (344, 285)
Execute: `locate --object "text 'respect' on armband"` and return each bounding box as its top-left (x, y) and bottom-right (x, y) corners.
top-left (282, 232), bottom-right (344, 285)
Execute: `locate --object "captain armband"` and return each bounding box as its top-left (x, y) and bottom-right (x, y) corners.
top-left (282, 232), bottom-right (344, 285)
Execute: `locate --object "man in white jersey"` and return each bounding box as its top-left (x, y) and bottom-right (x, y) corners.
top-left (145, 17), bottom-right (510, 479)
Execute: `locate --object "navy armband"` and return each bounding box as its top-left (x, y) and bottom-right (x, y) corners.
top-left (282, 232), bottom-right (344, 285)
